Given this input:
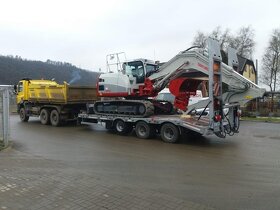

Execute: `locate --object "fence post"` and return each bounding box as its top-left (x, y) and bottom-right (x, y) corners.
top-left (2, 88), bottom-right (10, 147)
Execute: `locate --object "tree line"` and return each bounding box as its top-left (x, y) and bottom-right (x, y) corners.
top-left (0, 55), bottom-right (99, 86)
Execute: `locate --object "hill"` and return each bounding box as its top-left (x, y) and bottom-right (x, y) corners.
top-left (0, 55), bottom-right (100, 86)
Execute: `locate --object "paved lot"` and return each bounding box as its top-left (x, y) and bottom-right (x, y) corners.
top-left (0, 115), bottom-right (280, 209)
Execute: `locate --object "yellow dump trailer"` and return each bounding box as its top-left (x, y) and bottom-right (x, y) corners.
top-left (15, 79), bottom-right (98, 126)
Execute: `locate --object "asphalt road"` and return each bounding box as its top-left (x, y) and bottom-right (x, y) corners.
top-left (2, 115), bottom-right (280, 209)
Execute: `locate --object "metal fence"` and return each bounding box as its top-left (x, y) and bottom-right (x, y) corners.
top-left (0, 86), bottom-right (11, 148)
top-left (242, 98), bottom-right (280, 117)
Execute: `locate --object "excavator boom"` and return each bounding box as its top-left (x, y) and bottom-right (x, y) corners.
top-left (143, 39), bottom-right (265, 109)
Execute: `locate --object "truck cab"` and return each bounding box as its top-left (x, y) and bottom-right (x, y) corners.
top-left (14, 79), bottom-right (59, 104)
top-left (15, 79), bottom-right (28, 104)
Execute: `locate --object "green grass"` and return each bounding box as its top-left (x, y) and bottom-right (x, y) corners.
top-left (0, 141), bottom-right (6, 150)
top-left (0, 140), bottom-right (10, 151)
top-left (241, 116), bottom-right (280, 123)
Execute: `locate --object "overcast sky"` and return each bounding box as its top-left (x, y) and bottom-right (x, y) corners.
top-left (0, 0), bottom-right (280, 72)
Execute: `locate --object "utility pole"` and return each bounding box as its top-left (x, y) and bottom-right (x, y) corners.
top-left (255, 59), bottom-right (258, 85)
top-left (255, 59), bottom-right (258, 115)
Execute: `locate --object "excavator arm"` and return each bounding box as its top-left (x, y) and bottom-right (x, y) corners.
top-left (141, 38), bottom-right (265, 111)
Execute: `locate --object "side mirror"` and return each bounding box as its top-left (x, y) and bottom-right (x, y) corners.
top-left (13, 84), bottom-right (17, 94)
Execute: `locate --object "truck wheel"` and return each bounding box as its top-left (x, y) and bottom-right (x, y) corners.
top-left (19, 107), bottom-right (29, 122)
top-left (50, 109), bottom-right (61, 126)
top-left (160, 123), bottom-right (179, 143)
top-left (40, 109), bottom-right (50, 125)
top-left (135, 121), bottom-right (154, 139)
top-left (113, 119), bottom-right (132, 134)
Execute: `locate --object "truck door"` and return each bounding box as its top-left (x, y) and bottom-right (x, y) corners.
top-left (16, 81), bottom-right (24, 103)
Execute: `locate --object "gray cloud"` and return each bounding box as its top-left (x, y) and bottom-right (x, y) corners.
top-left (0, 0), bottom-right (279, 72)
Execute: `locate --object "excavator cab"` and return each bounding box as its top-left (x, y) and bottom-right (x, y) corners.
top-left (97, 58), bottom-right (157, 97)
top-left (123, 60), bottom-right (145, 83)
top-left (123, 59), bottom-right (157, 84)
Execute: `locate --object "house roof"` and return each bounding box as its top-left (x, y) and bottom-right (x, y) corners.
top-left (237, 55), bottom-right (256, 74)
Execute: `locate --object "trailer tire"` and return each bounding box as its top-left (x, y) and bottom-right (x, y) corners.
top-left (113, 119), bottom-right (132, 135)
top-left (40, 109), bottom-right (50, 125)
top-left (19, 107), bottom-right (29, 122)
top-left (50, 109), bottom-right (61, 126)
top-left (135, 121), bottom-right (154, 139)
top-left (160, 123), bottom-right (179, 143)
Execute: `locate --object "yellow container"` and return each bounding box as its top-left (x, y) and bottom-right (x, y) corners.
top-left (16, 79), bottom-right (97, 104)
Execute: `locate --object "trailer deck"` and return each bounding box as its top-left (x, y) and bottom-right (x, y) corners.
top-left (79, 113), bottom-right (212, 135)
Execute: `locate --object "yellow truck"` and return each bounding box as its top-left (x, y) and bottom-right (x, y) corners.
top-left (14, 78), bottom-right (97, 126)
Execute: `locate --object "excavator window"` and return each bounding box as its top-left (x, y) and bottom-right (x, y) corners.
top-left (145, 64), bottom-right (157, 77)
top-left (124, 61), bottom-right (145, 83)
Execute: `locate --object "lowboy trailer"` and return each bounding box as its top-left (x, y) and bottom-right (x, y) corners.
top-left (78, 39), bottom-right (265, 143)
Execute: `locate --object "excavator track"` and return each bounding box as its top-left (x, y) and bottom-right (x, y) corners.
top-left (93, 100), bottom-right (154, 118)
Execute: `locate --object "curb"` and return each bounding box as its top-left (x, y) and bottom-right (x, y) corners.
top-left (240, 119), bottom-right (280, 123)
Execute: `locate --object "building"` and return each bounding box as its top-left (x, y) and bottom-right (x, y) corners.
top-left (237, 55), bottom-right (257, 83)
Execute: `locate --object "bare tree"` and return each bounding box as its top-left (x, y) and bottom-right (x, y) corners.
top-left (192, 26), bottom-right (255, 58)
top-left (192, 27), bottom-right (231, 50)
top-left (260, 29), bottom-right (280, 111)
top-left (229, 26), bottom-right (255, 58)
top-left (209, 27), bottom-right (231, 50)
top-left (192, 31), bottom-right (207, 48)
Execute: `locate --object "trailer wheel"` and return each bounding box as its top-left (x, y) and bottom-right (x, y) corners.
top-left (40, 109), bottom-right (50, 125)
top-left (135, 121), bottom-right (154, 139)
top-left (50, 109), bottom-right (61, 126)
top-left (114, 119), bottom-right (132, 134)
top-left (160, 123), bottom-right (179, 143)
top-left (19, 107), bottom-right (29, 122)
